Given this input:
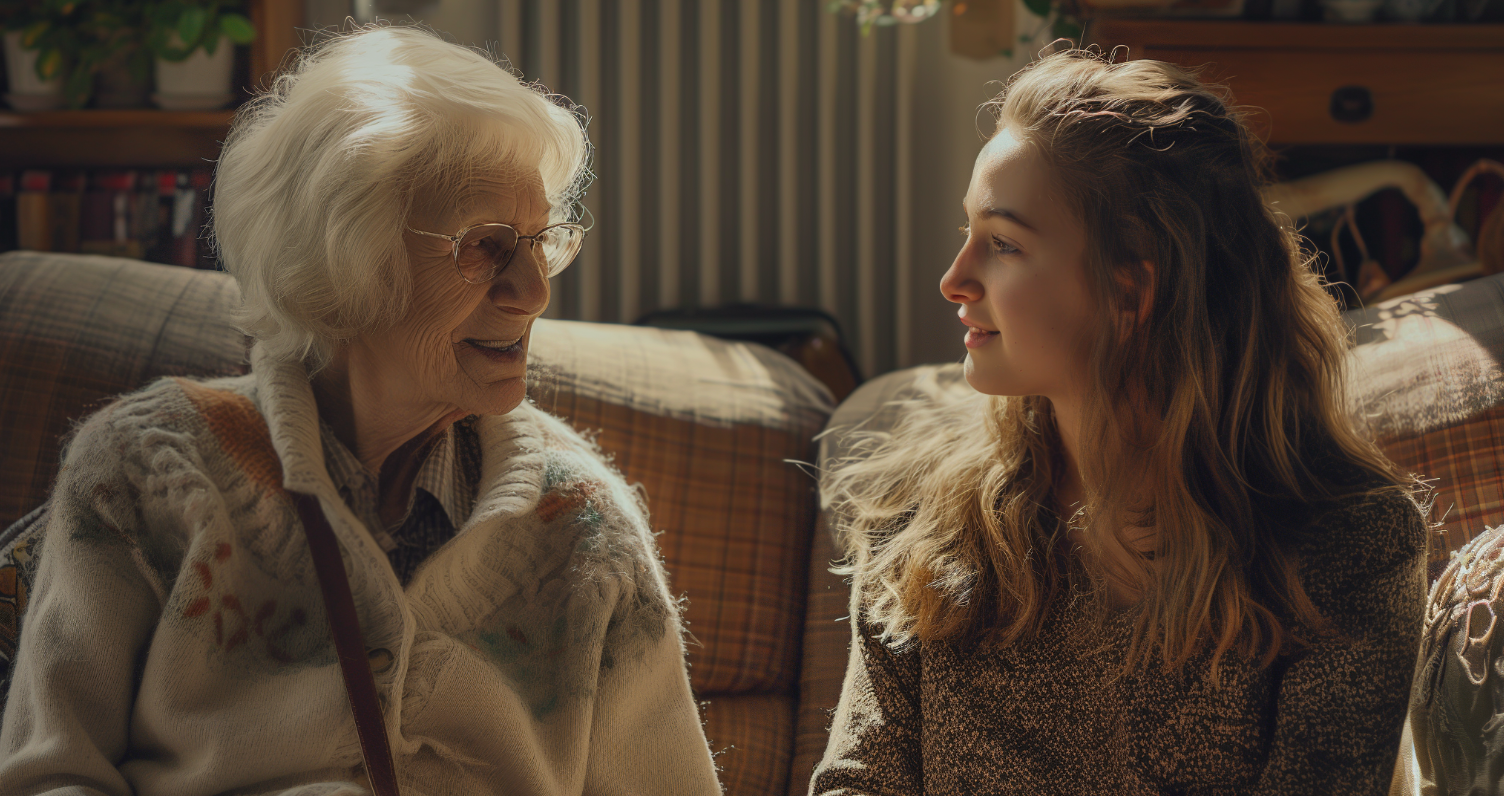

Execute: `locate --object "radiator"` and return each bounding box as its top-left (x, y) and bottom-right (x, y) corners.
top-left (497, 0), bottom-right (920, 377)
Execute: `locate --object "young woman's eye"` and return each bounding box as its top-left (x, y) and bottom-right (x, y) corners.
top-left (991, 236), bottom-right (1019, 256)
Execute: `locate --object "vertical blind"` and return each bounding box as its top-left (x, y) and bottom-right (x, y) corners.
top-left (497, 0), bottom-right (919, 377)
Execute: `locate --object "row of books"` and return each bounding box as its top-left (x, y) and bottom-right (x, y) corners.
top-left (0, 169), bottom-right (217, 269)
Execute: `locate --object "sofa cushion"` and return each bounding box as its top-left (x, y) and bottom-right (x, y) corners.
top-left (702, 692), bottom-right (796, 796)
top-left (525, 320), bottom-right (834, 695)
top-left (1345, 274), bottom-right (1504, 571)
top-left (0, 252), bottom-right (248, 530)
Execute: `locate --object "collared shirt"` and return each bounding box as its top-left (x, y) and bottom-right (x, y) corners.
top-left (317, 415), bottom-right (482, 584)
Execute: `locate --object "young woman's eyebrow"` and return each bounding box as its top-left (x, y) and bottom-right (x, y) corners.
top-left (961, 201), bottom-right (1038, 233)
top-left (978, 207), bottom-right (1038, 232)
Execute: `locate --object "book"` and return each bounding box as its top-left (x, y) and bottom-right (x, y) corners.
top-left (16, 171), bottom-right (51, 253)
top-left (0, 173), bottom-right (15, 252)
top-left (79, 171), bottom-right (145, 260)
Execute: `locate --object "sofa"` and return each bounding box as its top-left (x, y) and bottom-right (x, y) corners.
top-left (1, 250), bottom-right (1502, 795)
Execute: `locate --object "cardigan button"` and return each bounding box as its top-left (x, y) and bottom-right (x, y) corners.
top-left (367, 647), bottom-right (394, 674)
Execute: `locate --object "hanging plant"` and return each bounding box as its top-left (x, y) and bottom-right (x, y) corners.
top-left (827, 0), bottom-right (1084, 53)
top-left (826, 0), bottom-right (946, 29)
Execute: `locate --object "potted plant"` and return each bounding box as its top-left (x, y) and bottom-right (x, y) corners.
top-left (1, 0), bottom-right (65, 111)
top-left (145, 0), bottom-right (255, 110)
top-left (1, 0), bottom-right (159, 110)
top-left (87, 1), bottom-right (152, 108)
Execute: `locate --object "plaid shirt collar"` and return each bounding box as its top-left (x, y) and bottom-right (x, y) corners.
top-left (317, 419), bottom-right (473, 544)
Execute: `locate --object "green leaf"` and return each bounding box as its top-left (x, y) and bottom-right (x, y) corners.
top-left (21, 21), bottom-right (50, 49)
top-left (220, 12), bottom-right (255, 44)
top-left (203, 22), bottom-right (219, 55)
top-left (1022, 0), bottom-right (1053, 18)
top-left (64, 66), bottom-right (92, 109)
top-left (34, 47), bottom-right (62, 80)
top-left (1051, 16), bottom-right (1082, 41)
top-left (177, 6), bottom-right (206, 47)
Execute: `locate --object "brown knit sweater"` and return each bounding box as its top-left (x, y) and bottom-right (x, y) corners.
top-left (811, 489), bottom-right (1428, 796)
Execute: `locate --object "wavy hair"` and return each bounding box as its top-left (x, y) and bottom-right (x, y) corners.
top-left (826, 47), bottom-right (1415, 678)
top-left (212, 25), bottom-right (592, 370)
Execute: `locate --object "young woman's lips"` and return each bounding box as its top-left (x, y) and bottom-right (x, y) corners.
top-left (964, 327), bottom-right (999, 349)
top-left (464, 336), bottom-right (525, 364)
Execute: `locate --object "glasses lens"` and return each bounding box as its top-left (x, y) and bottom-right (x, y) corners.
top-left (537, 225), bottom-right (585, 277)
top-left (455, 225), bottom-right (519, 282)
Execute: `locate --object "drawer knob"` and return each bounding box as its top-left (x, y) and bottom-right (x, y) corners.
top-left (1330, 85), bottom-right (1374, 124)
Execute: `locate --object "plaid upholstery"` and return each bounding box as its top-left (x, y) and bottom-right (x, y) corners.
top-left (1382, 405), bottom-right (1504, 577)
top-left (527, 319), bottom-right (834, 696)
top-left (0, 252), bottom-right (835, 795)
top-left (703, 693), bottom-right (797, 796)
top-left (789, 513), bottom-right (853, 796)
top-left (1344, 275), bottom-right (1504, 570)
top-left (0, 251), bottom-right (248, 531)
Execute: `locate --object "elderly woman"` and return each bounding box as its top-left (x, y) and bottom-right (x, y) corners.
top-left (0, 27), bottom-right (721, 796)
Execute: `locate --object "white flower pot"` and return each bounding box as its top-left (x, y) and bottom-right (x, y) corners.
top-left (3, 30), bottom-right (64, 111)
top-left (153, 35), bottom-right (234, 110)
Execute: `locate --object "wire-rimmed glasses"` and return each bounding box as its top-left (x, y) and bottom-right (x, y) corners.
top-left (407, 219), bottom-right (589, 283)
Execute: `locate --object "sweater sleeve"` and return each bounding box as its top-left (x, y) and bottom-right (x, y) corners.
top-left (809, 601), bottom-right (924, 796)
top-left (1252, 490), bottom-right (1429, 796)
top-left (581, 544), bottom-right (722, 795)
top-left (0, 409), bottom-right (166, 795)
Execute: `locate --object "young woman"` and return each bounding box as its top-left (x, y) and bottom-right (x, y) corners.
top-left (811, 47), bottom-right (1428, 795)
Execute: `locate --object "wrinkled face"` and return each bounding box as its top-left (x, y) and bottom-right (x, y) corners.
top-left (361, 167), bottom-right (552, 418)
top-left (941, 128), bottom-right (1096, 400)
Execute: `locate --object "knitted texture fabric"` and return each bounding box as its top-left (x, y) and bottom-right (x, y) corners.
top-left (811, 490), bottom-right (1428, 796)
top-left (0, 345), bottom-right (722, 796)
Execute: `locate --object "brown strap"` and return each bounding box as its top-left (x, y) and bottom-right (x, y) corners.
top-left (291, 491), bottom-right (401, 796)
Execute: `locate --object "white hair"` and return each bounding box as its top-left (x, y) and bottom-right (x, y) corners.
top-left (211, 25), bottom-right (591, 369)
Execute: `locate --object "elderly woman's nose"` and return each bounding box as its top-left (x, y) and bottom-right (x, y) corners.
top-left (490, 248), bottom-right (550, 315)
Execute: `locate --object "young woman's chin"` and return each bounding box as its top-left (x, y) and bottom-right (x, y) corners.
top-left (962, 354), bottom-right (1015, 397)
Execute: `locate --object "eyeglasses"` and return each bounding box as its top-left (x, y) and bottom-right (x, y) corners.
top-left (407, 219), bottom-right (589, 283)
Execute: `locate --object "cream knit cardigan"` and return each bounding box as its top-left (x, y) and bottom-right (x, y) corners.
top-left (0, 346), bottom-right (722, 796)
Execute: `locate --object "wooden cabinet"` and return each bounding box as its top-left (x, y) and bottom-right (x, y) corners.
top-left (1090, 21), bottom-right (1504, 145)
top-left (0, 0), bottom-right (303, 168)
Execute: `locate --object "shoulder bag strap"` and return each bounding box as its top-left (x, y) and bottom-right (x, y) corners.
top-left (290, 491), bottom-right (401, 796)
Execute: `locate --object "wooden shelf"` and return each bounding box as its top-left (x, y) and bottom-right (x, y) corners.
top-left (1089, 21), bottom-right (1504, 145)
top-left (0, 110), bottom-right (236, 129)
top-left (1094, 20), bottom-right (1504, 49)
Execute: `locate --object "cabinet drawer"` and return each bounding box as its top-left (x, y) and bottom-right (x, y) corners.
top-left (1138, 47), bottom-right (1504, 145)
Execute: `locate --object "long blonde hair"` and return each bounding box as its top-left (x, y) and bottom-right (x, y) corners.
top-left (826, 48), bottom-right (1414, 676)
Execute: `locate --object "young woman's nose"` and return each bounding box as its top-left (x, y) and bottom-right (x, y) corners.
top-left (940, 244), bottom-right (984, 305)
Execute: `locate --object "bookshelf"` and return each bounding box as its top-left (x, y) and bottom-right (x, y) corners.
top-left (0, 0), bottom-right (303, 263)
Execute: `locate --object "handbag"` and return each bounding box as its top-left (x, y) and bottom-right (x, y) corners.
top-left (292, 492), bottom-right (401, 796)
